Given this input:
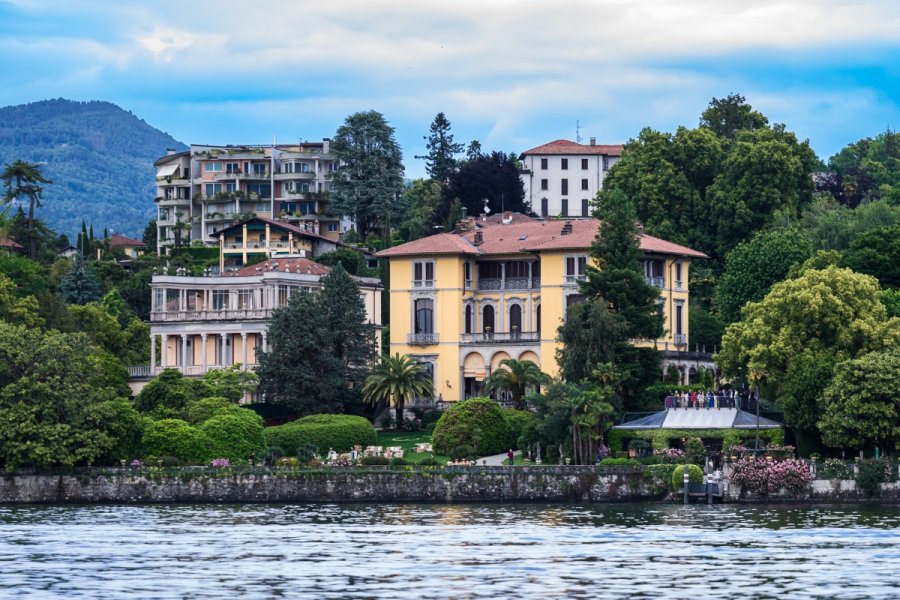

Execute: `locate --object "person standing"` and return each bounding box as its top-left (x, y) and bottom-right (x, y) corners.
top-left (507, 449), bottom-right (515, 466)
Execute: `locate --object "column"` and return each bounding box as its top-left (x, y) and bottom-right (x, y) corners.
top-left (181, 334), bottom-right (188, 370)
top-left (160, 334), bottom-right (168, 367)
top-left (220, 333), bottom-right (228, 366)
top-left (261, 331), bottom-right (268, 353)
top-left (150, 332), bottom-right (156, 372)
top-left (201, 334), bottom-right (208, 372)
top-left (241, 332), bottom-right (248, 369)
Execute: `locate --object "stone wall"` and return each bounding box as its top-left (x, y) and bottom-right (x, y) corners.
top-left (0, 466), bottom-right (667, 504)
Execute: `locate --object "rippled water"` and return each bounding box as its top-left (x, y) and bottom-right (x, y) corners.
top-left (1, 503), bottom-right (898, 598)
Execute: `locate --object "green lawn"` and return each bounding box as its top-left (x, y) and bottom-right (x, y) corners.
top-left (375, 430), bottom-right (450, 465)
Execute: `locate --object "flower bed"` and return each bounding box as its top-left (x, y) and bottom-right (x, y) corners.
top-left (730, 457), bottom-right (811, 496)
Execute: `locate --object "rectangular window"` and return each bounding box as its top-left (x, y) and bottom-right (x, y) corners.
top-left (299, 201), bottom-right (316, 214)
top-left (212, 290), bottom-right (229, 310)
top-left (153, 288), bottom-right (164, 311)
top-left (602, 156), bottom-right (610, 171)
top-left (541, 197), bottom-right (548, 217)
top-left (225, 162), bottom-right (239, 174)
top-left (328, 223), bottom-right (339, 232)
top-left (277, 285), bottom-right (290, 307)
top-left (581, 199), bottom-right (589, 217)
top-left (414, 298), bottom-right (434, 334)
top-left (165, 289), bottom-right (179, 311)
top-left (675, 261), bottom-right (683, 289)
top-left (464, 262), bottom-right (472, 287)
top-left (205, 183), bottom-right (222, 196)
top-left (540, 179), bottom-right (548, 190)
top-left (561, 199), bottom-right (568, 217)
top-left (247, 183), bottom-right (271, 198)
top-left (540, 158), bottom-right (548, 170)
top-left (413, 261), bottom-right (434, 287)
top-left (561, 179), bottom-right (568, 195)
top-left (237, 290), bottom-right (254, 310)
top-left (204, 162), bottom-right (223, 173)
top-left (251, 163), bottom-right (267, 176)
top-left (561, 158), bottom-right (568, 170)
top-left (581, 178), bottom-right (589, 190)
top-left (675, 302), bottom-right (683, 335)
top-left (225, 183), bottom-right (236, 193)
top-left (565, 256), bottom-right (587, 281)
top-left (581, 158), bottom-right (588, 170)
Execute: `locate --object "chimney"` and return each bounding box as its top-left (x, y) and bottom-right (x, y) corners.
top-left (589, 137), bottom-right (596, 146)
top-left (167, 148), bottom-right (176, 155)
top-left (455, 216), bottom-right (476, 234)
top-left (561, 220), bottom-right (573, 236)
top-left (474, 231), bottom-right (483, 246)
top-left (480, 213), bottom-right (487, 221)
top-left (461, 207), bottom-right (468, 220)
top-left (502, 211), bottom-right (512, 224)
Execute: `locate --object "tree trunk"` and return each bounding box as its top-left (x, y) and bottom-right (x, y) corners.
top-left (27, 195), bottom-right (36, 261)
top-left (394, 397), bottom-right (404, 429)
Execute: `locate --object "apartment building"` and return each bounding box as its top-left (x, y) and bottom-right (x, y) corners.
top-left (153, 141), bottom-right (352, 255)
top-left (376, 213), bottom-right (705, 402)
top-left (140, 255), bottom-right (382, 396)
top-left (519, 139), bottom-right (622, 218)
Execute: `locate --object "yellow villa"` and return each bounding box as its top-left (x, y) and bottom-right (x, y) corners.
top-left (376, 213), bottom-right (707, 403)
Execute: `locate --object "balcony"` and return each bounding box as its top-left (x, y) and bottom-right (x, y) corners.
top-left (150, 309), bottom-right (272, 322)
top-left (645, 276), bottom-right (666, 288)
top-left (215, 170), bottom-right (269, 181)
top-left (674, 333), bottom-right (687, 345)
top-left (128, 364), bottom-right (255, 379)
top-left (475, 278), bottom-right (541, 291)
top-left (407, 333), bottom-right (439, 346)
top-left (275, 171), bottom-right (316, 181)
top-left (460, 331), bottom-right (540, 344)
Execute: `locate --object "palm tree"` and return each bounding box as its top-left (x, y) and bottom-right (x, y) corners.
top-left (362, 354), bottom-right (434, 427)
top-left (484, 358), bottom-right (549, 411)
top-left (1, 160), bottom-right (52, 260)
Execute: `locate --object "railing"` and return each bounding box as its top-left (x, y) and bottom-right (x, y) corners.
top-left (407, 333), bottom-right (439, 345)
top-left (476, 278), bottom-right (540, 291)
top-left (460, 331), bottom-right (540, 344)
top-left (674, 333), bottom-right (687, 345)
top-left (150, 309), bottom-right (272, 322)
top-left (464, 279), bottom-right (473, 290)
top-left (645, 276), bottom-right (666, 288)
top-left (127, 365), bottom-right (152, 378)
top-left (564, 274), bottom-right (586, 284)
top-left (412, 280), bottom-right (434, 288)
top-left (127, 364), bottom-right (256, 379)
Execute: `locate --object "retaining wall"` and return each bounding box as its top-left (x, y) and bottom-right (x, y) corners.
top-left (0, 466), bottom-right (666, 504)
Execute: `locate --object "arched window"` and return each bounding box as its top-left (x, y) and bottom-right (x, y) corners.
top-left (509, 304), bottom-right (522, 333)
top-left (482, 305), bottom-right (495, 332)
top-left (464, 305), bottom-right (473, 334)
top-left (414, 299), bottom-right (434, 334)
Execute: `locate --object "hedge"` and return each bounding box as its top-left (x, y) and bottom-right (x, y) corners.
top-left (263, 414), bottom-right (377, 455)
top-left (183, 397), bottom-right (233, 424)
top-left (199, 408), bottom-right (267, 463)
top-left (503, 408), bottom-right (536, 450)
top-left (671, 464), bottom-right (704, 488)
top-left (607, 427), bottom-right (783, 453)
top-left (432, 398), bottom-right (512, 459)
top-left (141, 419), bottom-right (211, 464)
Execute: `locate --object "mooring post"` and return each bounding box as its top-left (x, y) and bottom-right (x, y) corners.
top-left (707, 471), bottom-right (713, 505)
top-left (683, 464), bottom-right (689, 506)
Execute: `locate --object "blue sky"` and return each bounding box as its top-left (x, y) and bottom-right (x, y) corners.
top-left (1, 0), bottom-right (899, 178)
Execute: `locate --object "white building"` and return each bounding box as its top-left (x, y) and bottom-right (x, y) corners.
top-left (153, 141), bottom-right (350, 255)
top-left (519, 139), bottom-right (622, 218)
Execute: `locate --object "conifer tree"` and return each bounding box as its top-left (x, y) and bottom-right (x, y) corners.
top-left (416, 112), bottom-right (464, 182)
top-left (60, 255), bottom-right (101, 305)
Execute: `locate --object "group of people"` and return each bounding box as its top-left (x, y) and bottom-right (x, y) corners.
top-left (664, 387), bottom-right (755, 410)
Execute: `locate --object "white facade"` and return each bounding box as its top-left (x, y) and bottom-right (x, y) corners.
top-left (519, 139), bottom-right (622, 218)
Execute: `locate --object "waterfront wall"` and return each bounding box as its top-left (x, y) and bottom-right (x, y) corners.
top-left (0, 466), bottom-right (665, 504)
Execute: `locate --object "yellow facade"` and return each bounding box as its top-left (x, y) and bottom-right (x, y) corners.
top-left (384, 244), bottom-right (695, 403)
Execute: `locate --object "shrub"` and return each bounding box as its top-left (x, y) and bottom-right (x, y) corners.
top-left (730, 458), bottom-right (811, 496)
top-left (422, 410), bottom-right (443, 427)
top-left (684, 437), bottom-right (707, 465)
top-left (647, 464), bottom-right (674, 492)
top-left (135, 369), bottom-right (195, 418)
top-left (503, 408), bottom-right (536, 450)
top-left (159, 455), bottom-right (181, 467)
top-left (198, 408), bottom-right (267, 464)
top-left (817, 459), bottom-right (853, 480)
top-left (856, 459), bottom-right (891, 497)
top-left (360, 455), bottom-right (389, 465)
top-left (599, 457), bottom-right (640, 466)
top-left (297, 443), bottom-right (319, 463)
top-left (209, 458), bottom-right (231, 468)
top-left (264, 446), bottom-right (285, 465)
top-left (432, 398), bottom-right (512, 458)
top-left (658, 448), bottom-right (686, 464)
top-left (671, 464), bottom-right (704, 488)
top-left (264, 414), bottom-right (376, 455)
top-left (418, 457), bottom-right (440, 466)
top-left (141, 419), bottom-right (210, 464)
top-left (183, 397), bottom-right (234, 424)
top-left (390, 457), bottom-right (409, 466)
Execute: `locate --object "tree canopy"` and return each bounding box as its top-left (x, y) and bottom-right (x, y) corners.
top-left (415, 112), bottom-right (464, 182)
top-left (442, 151), bottom-right (527, 222)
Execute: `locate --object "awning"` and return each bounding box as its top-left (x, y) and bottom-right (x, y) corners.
top-left (613, 408), bottom-right (783, 430)
top-left (157, 163), bottom-right (179, 178)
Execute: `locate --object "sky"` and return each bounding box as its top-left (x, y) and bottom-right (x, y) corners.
top-left (1, 0), bottom-right (899, 178)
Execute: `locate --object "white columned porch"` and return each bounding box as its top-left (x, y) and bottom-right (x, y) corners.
top-left (160, 334), bottom-right (168, 368)
top-left (201, 334), bottom-right (208, 371)
top-left (241, 332), bottom-right (248, 369)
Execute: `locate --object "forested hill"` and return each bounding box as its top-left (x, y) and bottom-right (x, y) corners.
top-left (0, 99), bottom-right (187, 237)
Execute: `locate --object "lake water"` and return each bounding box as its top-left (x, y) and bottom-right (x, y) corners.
top-left (0, 503), bottom-right (898, 598)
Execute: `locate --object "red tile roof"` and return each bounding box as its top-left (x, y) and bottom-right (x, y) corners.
top-left (227, 257), bottom-right (331, 277)
top-left (376, 215), bottom-right (707, 259)
top-left (108, 234), bottom-right (144, 248)
top-left (0, 237), bottom-right (23, 249)
top-left (213, 216), bottom-right (336, 244)
top-left (520, 139), bottom-right (623, 156)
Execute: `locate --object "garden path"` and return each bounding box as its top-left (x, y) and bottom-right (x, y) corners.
top-left (479, 451), bottom-right (520, 466)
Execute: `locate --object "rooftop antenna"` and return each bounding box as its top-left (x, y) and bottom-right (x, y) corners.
top-left (576, 120), bottom-right (582, 144)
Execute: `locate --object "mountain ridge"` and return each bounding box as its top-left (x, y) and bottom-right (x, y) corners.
top-left (0, 98), bottom-right (187, 237)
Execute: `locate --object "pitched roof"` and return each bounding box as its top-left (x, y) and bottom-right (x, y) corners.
top-left (613, 408), bottom-right (782, 430)
top-left (212, 216), bottom-right (335, 244)
top-left (520, 139), bottom-right (623, 157)
top-left (0, 237), bottom-right (23, 249)
top-left (226, 256), bottom-right (331, 277)
top-left (108, 234), bottom-right (144, 248)
top-left (377, 216), bottom-right (707, 259)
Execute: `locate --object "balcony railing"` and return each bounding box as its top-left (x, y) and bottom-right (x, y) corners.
top-left (674, 333), bottom-right (687, 345)
top-left (128, 364), bottom-right (256, 379)
top-left (150, 309), bottom-right (272, 322)
top-left (645, 276), bottom-right (666, 288)
top-left (564, 274), bottom-right (587, 284)
top-left (407, 333), bottom-right (439, 345)
top-left (460, 331), bottom-right (540, 344)
top-left (476, 278), bottom-right (540, 291)
top-left (412, 280), bottom-right (434, 288)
